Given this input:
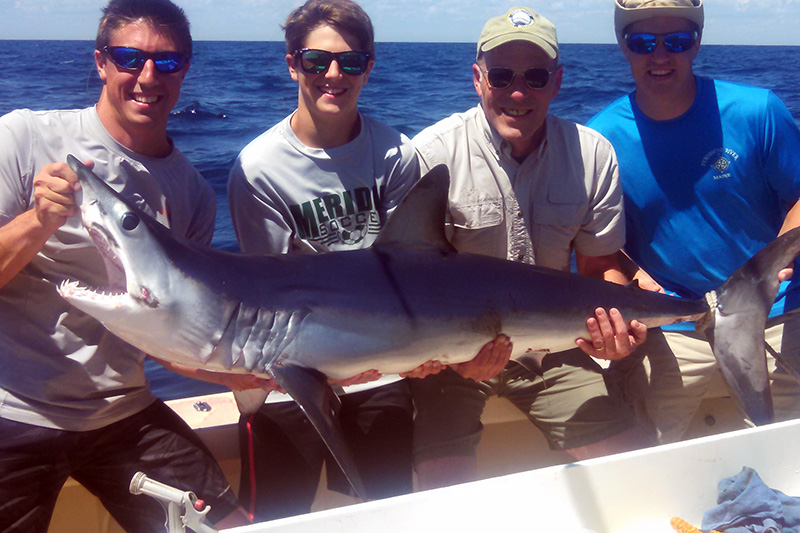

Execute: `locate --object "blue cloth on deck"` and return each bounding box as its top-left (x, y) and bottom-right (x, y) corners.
top-left (701, 467), bottom-right (800, 532)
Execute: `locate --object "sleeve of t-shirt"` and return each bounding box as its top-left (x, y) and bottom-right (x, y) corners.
top-left (382, 134), bottom-right (421, 217)
top-left (187, 178), bottom-right (217, 247)
top-left (762, 91), bottom-right (800, 207)
top-left (0, 110), bottom-right (34, 226)
top-left (228, 156), bottom-right (293, 256)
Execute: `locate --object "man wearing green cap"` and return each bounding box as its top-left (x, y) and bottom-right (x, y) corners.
top-left (589, 0), bottom-right (800, 443)
top-left (410, 6), bottom-right (653, 490)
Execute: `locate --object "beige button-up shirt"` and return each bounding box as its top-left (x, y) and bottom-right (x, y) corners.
top-left (413, 104), bottom-right (625, 272)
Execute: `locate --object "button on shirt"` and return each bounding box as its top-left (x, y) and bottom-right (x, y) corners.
top-left (412, 104), bottom-right (625, 272)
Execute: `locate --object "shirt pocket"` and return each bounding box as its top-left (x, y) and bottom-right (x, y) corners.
top-left (447, 195), bottom-right (507, 257)
top-left (529, 192), bottom-right (589, 270)
top-left (531, 186), bottom-right (588, 227)
top-left (449, 195), bottom-right (503, 229)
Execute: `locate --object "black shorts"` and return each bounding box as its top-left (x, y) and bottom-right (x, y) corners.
top-left (238, 379), bottom-right (414, 522)
top-left (0, 400), bottom-right (239, 532)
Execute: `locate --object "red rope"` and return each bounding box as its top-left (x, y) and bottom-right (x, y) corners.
top-left (246, 414), bottom-right (257, 522)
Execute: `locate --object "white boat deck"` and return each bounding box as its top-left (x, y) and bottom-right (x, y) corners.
top-left (229, 418), bottom-right (800, 533)
top-left (48, 379), bottom-right (753, 532)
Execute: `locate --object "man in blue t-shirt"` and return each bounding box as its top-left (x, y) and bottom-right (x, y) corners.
top-left (589, 0), bottom-right (800, 443)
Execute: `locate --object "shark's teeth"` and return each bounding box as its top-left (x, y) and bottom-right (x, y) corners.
top-left (57, 280), bottom-right (82, 297)
top-left (57, 280), bottom-right (127, 301)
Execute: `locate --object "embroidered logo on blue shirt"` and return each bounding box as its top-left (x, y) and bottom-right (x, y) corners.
top-left (701, 147), bottom-right (739, 180)
top-left (713, 157), bottom-right (730, 173)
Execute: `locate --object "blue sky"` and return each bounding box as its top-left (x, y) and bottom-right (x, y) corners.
top-left (2, 0), bottom-right (799, 45)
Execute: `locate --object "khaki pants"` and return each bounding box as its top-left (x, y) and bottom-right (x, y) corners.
top-left (612, 315), bottom-right (800, 444)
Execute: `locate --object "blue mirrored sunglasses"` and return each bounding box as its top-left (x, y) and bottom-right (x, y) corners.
top-left (624, 31), bottom-right (698, 54)
top-left (102, 46), bottom-right (189, 74)
top-left (293, 49), bottom-right (371, 76)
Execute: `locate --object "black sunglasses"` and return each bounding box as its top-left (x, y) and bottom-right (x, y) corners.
top-left (481, 67), bottom-right (555, 90)
top-left (624, 31), bottom-right (698, 54)
top-left (102, 46), bottom-right (189, 74)
top-left (293, 48), bottom-right (371, 76)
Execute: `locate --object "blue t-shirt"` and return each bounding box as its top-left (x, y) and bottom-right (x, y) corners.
top-left (589, 76), bottom-right (800, 328)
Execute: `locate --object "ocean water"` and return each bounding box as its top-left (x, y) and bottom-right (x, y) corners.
top-left (1, 40), bottom-right (799, 399)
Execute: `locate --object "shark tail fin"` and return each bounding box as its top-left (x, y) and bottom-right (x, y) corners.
top-left (701, 226), bottom-right (800, 425)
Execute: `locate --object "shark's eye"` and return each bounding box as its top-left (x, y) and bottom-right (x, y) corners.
top-left (121, 212), bottom-right (140, 231)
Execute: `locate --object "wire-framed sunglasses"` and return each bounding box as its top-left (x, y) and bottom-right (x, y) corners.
top-left (102, 46), bottom-right (190, 74)
top-left (293, 48), bottom-right (371, 76)
top-left (481, 67), bottom-right (555, 90)
top-left (624, 31), bottom-right (698, 54)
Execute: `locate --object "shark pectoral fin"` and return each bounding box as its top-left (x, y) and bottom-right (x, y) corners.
top-left (268, 364), bottom-right (368, 500)
top-left (704, 309), bottom-right (774, 425)
top-left (233, 389), bottom-right (270, 414)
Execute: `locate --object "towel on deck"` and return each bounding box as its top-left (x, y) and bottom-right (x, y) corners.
top-left (701, 467), bottom-right (800, 533)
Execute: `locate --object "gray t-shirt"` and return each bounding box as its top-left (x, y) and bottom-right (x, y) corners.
top-left (228, 112), bottom-right (420, 395)
top-left (228, 113), bottom-right (419, 255)
top-left (0, 107), bottom-right (216, 430)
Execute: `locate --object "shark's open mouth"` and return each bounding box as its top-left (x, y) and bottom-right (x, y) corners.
top-left (57, 224), bottom-right (130, 307)
top-left (83, 224), bottom-right (160, 308)
top-left (86, 224), bottom-right (128, 294)
top-left (58, 223), bottom-right (160, 308)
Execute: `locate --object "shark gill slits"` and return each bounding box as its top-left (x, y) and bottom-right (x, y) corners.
top-left (121, 212), bottom-right (140, 231)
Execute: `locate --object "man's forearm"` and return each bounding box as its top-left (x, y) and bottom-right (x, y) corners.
top-left (0, 209), bottom-right (53, 289)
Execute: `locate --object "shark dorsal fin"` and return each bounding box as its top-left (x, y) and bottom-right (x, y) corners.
top-left (374, 164), bottom-right (455, 253)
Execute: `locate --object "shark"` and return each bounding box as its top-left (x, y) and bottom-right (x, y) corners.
top-left (58, 154), bottom-right (800, 498)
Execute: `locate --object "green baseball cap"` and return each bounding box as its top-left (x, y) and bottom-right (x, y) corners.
top-left (476, 7), bottom-right (558, 60)
top-left (615, 0), bottom-right (704, 46)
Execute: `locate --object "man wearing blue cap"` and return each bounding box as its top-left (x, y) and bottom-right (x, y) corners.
top-left (589, 0), bottom-right (800, 443)
top-left (411, 6), bottom-right (653, 490)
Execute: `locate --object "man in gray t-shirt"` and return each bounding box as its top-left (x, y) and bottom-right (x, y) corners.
top-left (0, 1), bottom-right (249, 530)
top-left (227, 0), bottom-right (422, 521)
